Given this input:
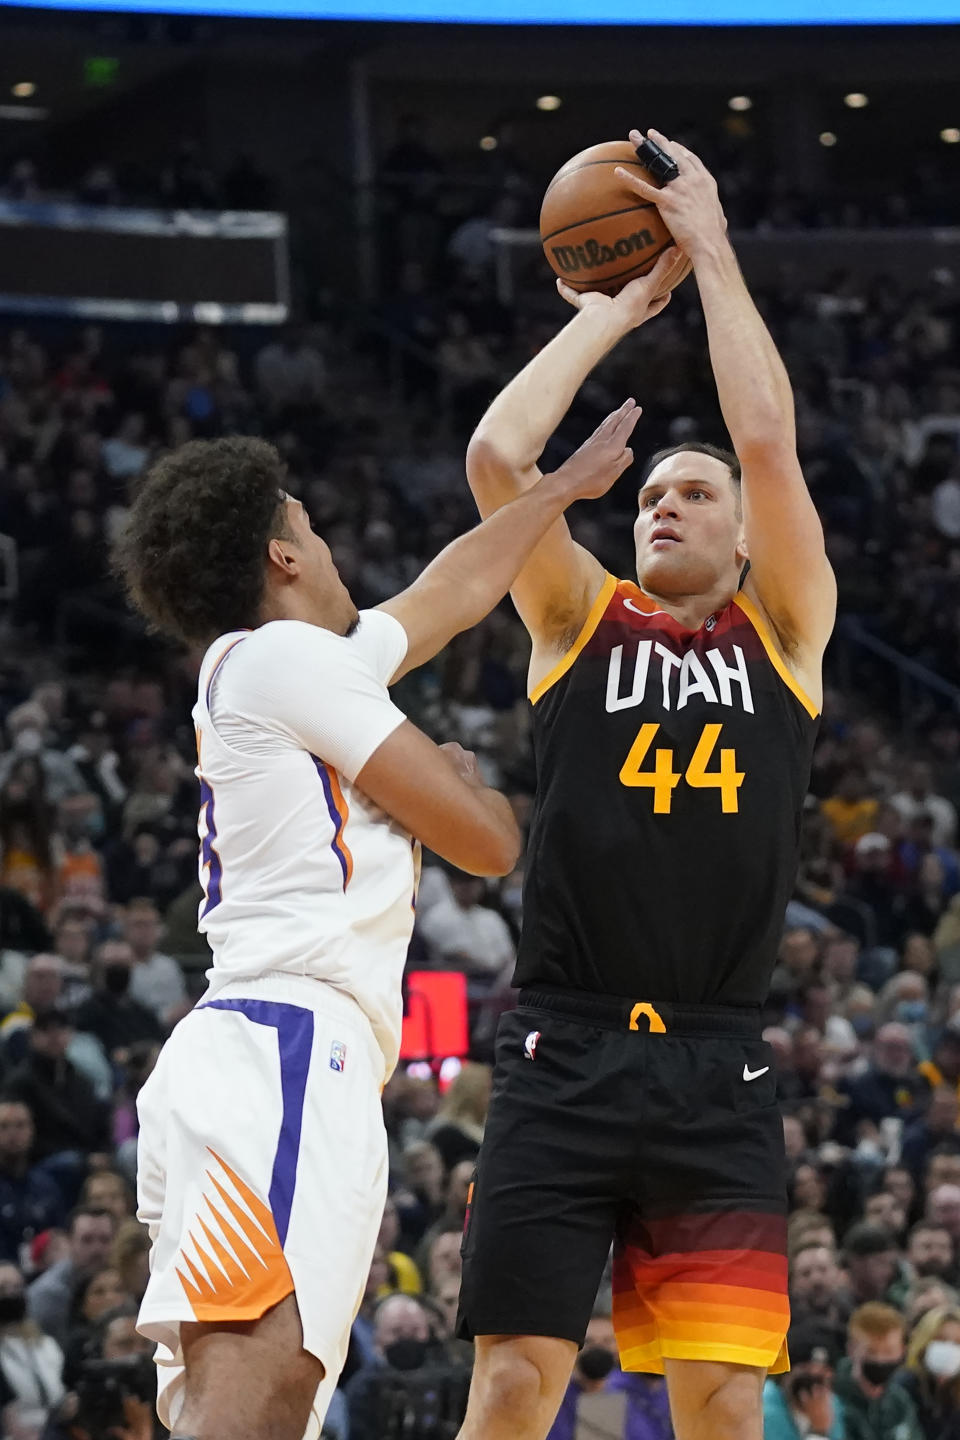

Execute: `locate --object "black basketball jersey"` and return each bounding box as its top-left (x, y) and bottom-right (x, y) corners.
top-left (515, 573), bottom-right (820, 1006)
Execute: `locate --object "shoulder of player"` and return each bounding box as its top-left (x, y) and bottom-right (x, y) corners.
top-left (527, 572), bottom-right (626, 702)
top-left (242, 618), bottom-right (365, 663)
top-left (208, 621), bottom-right (372, 703)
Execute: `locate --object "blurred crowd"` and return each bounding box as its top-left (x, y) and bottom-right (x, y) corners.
top-left (0, 145), bottom-right (275, 213)
top-left (3, 105), bottom-right (959, 237)
top-left (1, 177), bottom-right (960, 1436)
top-left (376, 110), bottom-right (960, 285)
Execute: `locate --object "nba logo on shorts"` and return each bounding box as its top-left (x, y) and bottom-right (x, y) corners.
top-left (329, 1041), bottom-right (347, 1073)
top-left (524, 1030), bottom-right (541, 1061)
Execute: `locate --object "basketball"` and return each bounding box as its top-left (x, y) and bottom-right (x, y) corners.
top-left (540, 140), bottom-right (689, 297)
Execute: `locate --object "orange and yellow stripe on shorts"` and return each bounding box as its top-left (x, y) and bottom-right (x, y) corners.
top-left (613, 1209), bottom-right (790, 1375)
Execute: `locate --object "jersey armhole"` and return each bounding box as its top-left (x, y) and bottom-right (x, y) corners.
top-left (529, 573), bottom-right (618, 706)
top-left (205, 635), bottom-right (249, 717)
top-left (732, 592), bottom-right (820, 720)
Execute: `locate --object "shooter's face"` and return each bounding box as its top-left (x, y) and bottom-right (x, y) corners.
top-left (634, 452), bottom-right (746, 601)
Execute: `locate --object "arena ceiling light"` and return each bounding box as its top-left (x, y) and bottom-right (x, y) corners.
top-left (728, 95), bottom-right (753, 111)
top-left (942, 127), bottom-right (960, 143)
top-left (479, 135), bottom-right (498, 150)
top-left (536, 95), bottom-right (562, 111)
top-left (819, 131), bottom-right (838, 146)
top-left (11, 82), bottom-right (36, 97)
top-left (844, 92), bottom-right (869, 108)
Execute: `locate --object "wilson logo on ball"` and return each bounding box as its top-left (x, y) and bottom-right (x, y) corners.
top-left (550, 229), bottom-right (656, 275)
top-left (539, 139), bottom-right (688, 297)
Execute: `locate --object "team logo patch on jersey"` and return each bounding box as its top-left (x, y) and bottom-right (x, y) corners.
top-left (523, 1030), bottom-right (541, 1061)
top-left (329, 1041), bottom-right (347, 1073)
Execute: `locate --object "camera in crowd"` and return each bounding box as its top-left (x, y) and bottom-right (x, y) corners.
top-left (357, 1363), bottom-right (472, 1439)
top-left (73, 1353), bottom-right (156, 1439)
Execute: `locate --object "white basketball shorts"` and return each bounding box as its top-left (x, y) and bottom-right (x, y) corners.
top-left (136, 973), bottom-right (388, 1434)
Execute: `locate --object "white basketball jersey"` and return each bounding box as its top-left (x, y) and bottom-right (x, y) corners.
top-left (191, 611), bottom-right (418, 1075)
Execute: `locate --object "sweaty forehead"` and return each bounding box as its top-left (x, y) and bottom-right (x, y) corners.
top-left (639, 452), bottom-right (734, 495)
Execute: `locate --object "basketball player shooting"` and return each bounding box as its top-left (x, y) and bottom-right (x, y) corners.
top-left (454, 130), bottom-right (837, 1440)
top-left (112, 408), bottom-right (641, 1440)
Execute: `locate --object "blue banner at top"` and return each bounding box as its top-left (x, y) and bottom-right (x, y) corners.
top-left (3, 0), bottom-right (959, 19)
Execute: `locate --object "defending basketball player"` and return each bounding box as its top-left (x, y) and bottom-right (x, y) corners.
top-left (454, 130), bottom-right (837, 1440)
top-left (112, 404), bottom-right (648, 1440)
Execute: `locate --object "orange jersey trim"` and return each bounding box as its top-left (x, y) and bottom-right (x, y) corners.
top-left (732, 591), bottom-right (819, 720)
top-left (529, 572), bottom-right (618, 706)
top-left (324, 765), bottom-right (355, 889)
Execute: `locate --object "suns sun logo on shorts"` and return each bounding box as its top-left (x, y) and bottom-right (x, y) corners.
top-left (524, 1030), bottom-right (541, 1061)
top-left (330, 1041), bottom-right (347, 1073)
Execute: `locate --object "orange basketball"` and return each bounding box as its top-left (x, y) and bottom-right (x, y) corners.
top-left (540, 140), bottom-right (688, 297)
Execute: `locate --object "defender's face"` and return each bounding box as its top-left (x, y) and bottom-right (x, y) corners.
top-left (634, 453), bottom-right (745, 598)
top-left (286, 498), bottom-right (359, 636)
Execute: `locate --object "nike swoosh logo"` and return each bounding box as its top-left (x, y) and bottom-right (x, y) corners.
top-left (743, 1064), bottom-right (770, 1082)
top-left (623, 598), bottom-right (648, 616)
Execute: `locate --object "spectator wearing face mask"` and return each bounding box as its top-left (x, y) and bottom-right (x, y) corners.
top-left (878, 972), bottom-right (931, 1034)
top-left (0, 1261), bottom-right (64, 1418)
top-left (345, 1293), bottom-right (467, 1440)
top-left (899, 1304), bottom-right (960, 1440)
top-left (548, 1304), bottom-right (621, 1440)
top-left (548, 1299), bottom-right (674, 1440)
top-left (834, 1303), bottom-right (924, 1440)
top-left (72, 943), bottom-right (162, 1061)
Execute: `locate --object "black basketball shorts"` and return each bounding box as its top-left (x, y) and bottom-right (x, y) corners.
top-left (456, 989), bottom-right (790, 1374)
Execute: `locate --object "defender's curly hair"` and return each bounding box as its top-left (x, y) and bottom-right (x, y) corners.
top-left (113, 436), bottom-right (291, 646)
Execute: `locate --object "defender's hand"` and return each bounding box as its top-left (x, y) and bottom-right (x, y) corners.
top-left (557, 246), bottom-right (689, 325)
top-left (614, 128), bottom-right (728, 261)
top-left (549, 399), bottom-right (642, 503)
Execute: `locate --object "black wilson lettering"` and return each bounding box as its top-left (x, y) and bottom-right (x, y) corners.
top-left (551, 229), bottom-right (655, 274)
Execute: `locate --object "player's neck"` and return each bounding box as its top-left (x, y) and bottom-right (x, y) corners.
top-left (639, 581), bottom-right (737, 633)
top-left (258, 588), bottom-right (329, 631)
